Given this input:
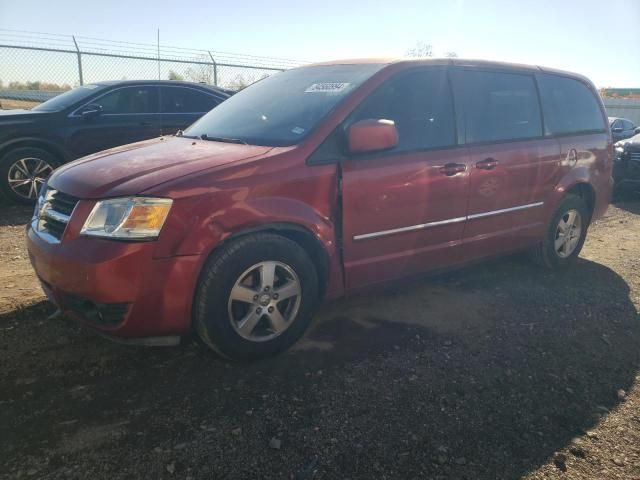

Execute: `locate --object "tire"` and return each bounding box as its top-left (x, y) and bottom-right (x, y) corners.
top-left (0, 147), bottom-right (60, 204)
top-left (531, 194), bottom-right (590, 269)
top-left (194, 232), bottom-right (319, 360)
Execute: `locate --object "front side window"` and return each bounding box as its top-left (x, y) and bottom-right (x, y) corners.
top-left (161, 87), bottom-right (221, 113)
top-left (33, 84), bottom-right (104, 112)
top-left (349, 69), bottom-right (456, 151)
top-left (94, 86), bottom-right (159, 114)
top-left (537, 74), bottom-right (605, 135)
top-left (453, 70), bottom-right (542, 143)
top-left (184, 64), bottom-right (383, 146)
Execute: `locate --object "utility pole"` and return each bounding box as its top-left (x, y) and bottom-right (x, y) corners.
top-left (157, 29), bottom-right (160, 80)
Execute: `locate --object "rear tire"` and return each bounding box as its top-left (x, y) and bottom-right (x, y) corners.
top-left (531, 194), bottom-right (589, 269)
top-left (0, 147), bottom-right (60, 204)
top-left (194, 233), bottom-right (319, 360)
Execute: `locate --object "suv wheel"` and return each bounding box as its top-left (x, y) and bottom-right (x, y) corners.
top-left (531, 194), bottom-right (589, 268)
top-left (194, 233), bottom-right (319, 360)
top-left (0, 147), bottom-right (60, 204)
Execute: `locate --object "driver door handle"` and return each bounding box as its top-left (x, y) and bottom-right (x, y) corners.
top-left (439, 163), bottom-right (467, 176)
top-left (476, 158), bottom-right (499, 170)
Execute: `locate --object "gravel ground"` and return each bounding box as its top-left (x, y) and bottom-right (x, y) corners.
top-left (1, 197), bottom-right (639, 480)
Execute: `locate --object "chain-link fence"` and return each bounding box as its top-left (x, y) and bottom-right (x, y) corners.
top-left (0, 29), bottom-right (307, 109)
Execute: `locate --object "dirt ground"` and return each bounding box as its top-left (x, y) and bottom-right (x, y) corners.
top-left (0, 99), bottom-right (39, 110)
top-left (1, 196), bottom-right (639, 480)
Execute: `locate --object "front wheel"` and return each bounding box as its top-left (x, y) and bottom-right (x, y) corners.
top-left (0, 147), bottom-right (60, 204)
top-left (194, 233), bottom-right (319, 360)
top-left (531, 194), bottom-right (589, 268)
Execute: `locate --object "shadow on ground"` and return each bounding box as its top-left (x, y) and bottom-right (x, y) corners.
top-left (0, 205), bottom-right (33, 226)
top-left (613, 189), bottom-right (640, 215)
top-left (1, 255), bottom-right (639, 479)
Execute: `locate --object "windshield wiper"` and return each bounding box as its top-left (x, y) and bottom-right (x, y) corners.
top-left (200, 133), bottom-right (247, 145)
top-left (176, 130), bottom-right (198, 139)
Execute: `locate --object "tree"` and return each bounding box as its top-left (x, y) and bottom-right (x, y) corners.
top-left (444, 51), bottom-right (458, 58)
top-left (185, 55), bottom-right (216, 85)
top-left (406, 41), bottom-right (433, 58)
top-left (168, 70), bottom-right (184, 81)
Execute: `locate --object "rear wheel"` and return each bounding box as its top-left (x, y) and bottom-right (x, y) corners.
top-left (0, 147), bottom-right (60, 204)
top-left (531, 194), bottom-right (589, 268)
top-left (194, 233), bottom-right (319, 360)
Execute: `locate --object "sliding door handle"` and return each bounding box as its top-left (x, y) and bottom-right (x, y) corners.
top-left (476, 158), bottom-right (498, 170)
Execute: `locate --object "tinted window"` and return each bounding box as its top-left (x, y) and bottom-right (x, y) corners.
top-left (454, 70), bottom-right (542, 143)
top-left (94, 86), bottom-right (158, 114)
top-left (33, 84), bottom-right (105, 112)
top-left (185, 64), bottom-right (383, 146)
top-left (350, 69), bottom-right (456, 151)
top-left (537, 74), bottom-right (605, 135)
top-left (161, 87), bottom-right (220, 113)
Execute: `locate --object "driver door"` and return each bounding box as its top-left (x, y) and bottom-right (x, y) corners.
top-left (67, 85), bottom-right (161, 157)
top-left (340, 68), bottom-right (471, 290)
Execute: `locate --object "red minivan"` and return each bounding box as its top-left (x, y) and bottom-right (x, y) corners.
top-left (26, 59), bottom-right (613, 359)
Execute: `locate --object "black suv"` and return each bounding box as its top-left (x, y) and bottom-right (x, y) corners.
top-left (0, 80), bottom-right (230, 203)
top-left (614, 133), bottom-right (640, 192)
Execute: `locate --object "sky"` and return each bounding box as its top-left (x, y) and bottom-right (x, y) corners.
top-left (0, 0), bottom-right (639, 87)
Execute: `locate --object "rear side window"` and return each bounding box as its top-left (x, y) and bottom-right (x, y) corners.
top-left (161, 87), bottom-right (221, 113)
top-left (622, 119), bottom-right (635, 130)
top-left (453, 70), bottom-right (542, 143)
top-left (350, 69), bottom-right (456, 151)
top-left (536, 74), bottom-right (605, 135)
top-left (95, 86), bottom-right (159, 114)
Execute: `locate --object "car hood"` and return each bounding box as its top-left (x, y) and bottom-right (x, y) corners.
top-left (0, 109), bottom-right (52, 122)
top-left (616, 133), bottom-right (640, 149)
top-left (48, 136), bottom-right (273, 199)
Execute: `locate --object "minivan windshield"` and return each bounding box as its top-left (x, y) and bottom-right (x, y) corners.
top-left (184, 64), bottom-right (383, 146)
top-left (32, 84), bottom-right (104, 112)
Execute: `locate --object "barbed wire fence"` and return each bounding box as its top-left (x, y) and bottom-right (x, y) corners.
top-left (0, 29), bottom-right (308, 107)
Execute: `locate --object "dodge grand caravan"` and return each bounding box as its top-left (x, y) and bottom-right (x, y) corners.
top-left (27, 59), bottom-right (613, 359)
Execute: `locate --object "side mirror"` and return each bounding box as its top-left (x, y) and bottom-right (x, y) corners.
top-left (80, 104), bottom-right (102, 119)
top-left (347, 119), bottom-right (398, 154)
top-left (612, 127), bottom-right (624, 133)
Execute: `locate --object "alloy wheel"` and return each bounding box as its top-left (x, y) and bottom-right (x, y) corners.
top-left (227, 261), bottom-right (302, 342)
top-left (554, 209), bottom-right (582, 258)
top-left (7, 157), bottom-right (53, 200)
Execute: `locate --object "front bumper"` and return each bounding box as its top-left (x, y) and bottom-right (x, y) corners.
top-left (613, 150), bottom-right (640, 187)
top-left (26, 222), bottom-right (202, 340)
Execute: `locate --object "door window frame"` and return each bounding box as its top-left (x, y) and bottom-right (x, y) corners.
top-left (69, 85), bottom-right (160, 117)
top-left (450, 66), bottom-right (546, 147)
top-left (308, 66), bottom-right (461, 165)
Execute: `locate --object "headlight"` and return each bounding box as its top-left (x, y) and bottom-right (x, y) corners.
top-left (81, 197), bottom-right (172, 240)
top-left (33, 185), bottom-right (47, 219)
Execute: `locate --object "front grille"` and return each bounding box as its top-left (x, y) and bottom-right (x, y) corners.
top-left (36, 188), bottom-right (79, 242)
top-left (49, 190), bottom-right (78, 216)
top-left (630, 152), bottom-right (640, 162)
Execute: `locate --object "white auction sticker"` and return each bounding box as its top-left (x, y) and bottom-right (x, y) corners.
top-left (304, 82), bottom-right (350, 93)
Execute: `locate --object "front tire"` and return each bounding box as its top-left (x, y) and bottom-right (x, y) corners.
top-left (0, 147), bottom-right (60, 204)
top-left (531, 194), bottom-right (589, 268)
top-left (194, 233), bottom-right (319, 360)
